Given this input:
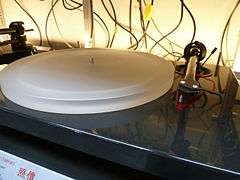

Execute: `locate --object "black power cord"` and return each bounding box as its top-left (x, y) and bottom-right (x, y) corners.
top-left (149, 0), bottom-right (183, 53)
top-left (62, 0), bottom-right (82, 10)
top-left (181, 0), bottom-right (196, 43)
top-left (14, 0), bottom-right (43, 46)
top-left (45, 0), bottom-right (59, 49)
top-left (142, 0), bottom-right (184, 50)
top-left (93, 12), bottom-right (111, 48)
top-left (104, 0), bottom-right (117, 48)
top-left (52, 0), bottom-right (75, 48)
top-left (146, 33), bottom-right (182, 57)
top-left (101, 0), bottom-right (139, 50)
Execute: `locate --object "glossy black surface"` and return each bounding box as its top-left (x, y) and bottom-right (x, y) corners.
top-left (0, 127), bottom-right (161, 180)
top-left (0, 67), bottom-right (239, 179)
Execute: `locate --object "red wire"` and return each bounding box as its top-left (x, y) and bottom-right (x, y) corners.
top-left (202, 78), bottom-right (216, 91)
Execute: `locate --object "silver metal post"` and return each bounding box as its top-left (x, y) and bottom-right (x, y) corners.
top-left (83, 0), bottom-right (95, 48)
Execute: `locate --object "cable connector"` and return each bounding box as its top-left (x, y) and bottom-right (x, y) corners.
top-left (202, 47), bottom-right (217, 66)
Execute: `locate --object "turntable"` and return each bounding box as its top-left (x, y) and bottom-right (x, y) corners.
top-left (0, 48), bottom-right (174, 129)
top-left (0, 47), bottom-right (239, 179)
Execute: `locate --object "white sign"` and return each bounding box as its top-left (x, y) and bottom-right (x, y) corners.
top-left (0, 150), bottom-right (74, 180)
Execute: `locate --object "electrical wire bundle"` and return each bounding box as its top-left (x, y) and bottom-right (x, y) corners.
top-left (13, 0), bottom-right (111, 49)
top-left (149, 0), bottom-right (196, 53)
top-left (13, 0), bottom-right (198, 56)
top-left (48, 0), bottom-right (84, 48)
top-left (100, 0), bottom-right (197, 53)
top-left (101, 0), bottom-right (139, 50)
top-left (45, 0), bottom-right (112, 49)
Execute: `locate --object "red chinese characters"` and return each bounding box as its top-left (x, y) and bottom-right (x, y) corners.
top-left (17, 168), bottom-right (27, 178)
top-left (17, 168), bottom-right (36, 180)
top-left (27, 171), bottom-right (36, 180)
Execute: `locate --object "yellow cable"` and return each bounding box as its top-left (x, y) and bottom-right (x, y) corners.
top-left (143, 2), bottom-right (153, 21)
